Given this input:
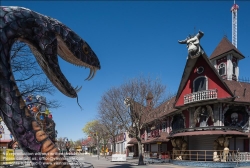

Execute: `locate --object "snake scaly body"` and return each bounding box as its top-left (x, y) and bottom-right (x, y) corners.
top-left (0, 6), bottom-right (100, 167)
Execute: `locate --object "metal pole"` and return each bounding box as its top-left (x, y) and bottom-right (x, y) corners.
top-left (97, 135), bottom-right (99, 160)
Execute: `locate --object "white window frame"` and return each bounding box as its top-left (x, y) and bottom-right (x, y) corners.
top-left (218, 63), bottom-right (226, 76)
top-left (193, 76), bottom-right (208, 92)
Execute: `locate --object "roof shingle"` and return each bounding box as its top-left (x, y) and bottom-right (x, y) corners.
top-left (224, 80), bottom-right (250, 103)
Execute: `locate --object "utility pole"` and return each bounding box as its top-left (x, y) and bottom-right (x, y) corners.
top-left (97, 133), bottom-right (99, 160)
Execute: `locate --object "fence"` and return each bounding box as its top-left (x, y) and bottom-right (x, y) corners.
top-left (143, 151), bottom-right (170, 163)
top-left (142, 150), bottom-right (250, 163)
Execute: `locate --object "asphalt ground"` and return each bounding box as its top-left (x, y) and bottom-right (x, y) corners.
top-left (2, 154), bottom-right (250, 168)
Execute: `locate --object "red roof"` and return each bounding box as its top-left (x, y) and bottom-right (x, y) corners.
top-left (82, 138), bottom-right (93, 145)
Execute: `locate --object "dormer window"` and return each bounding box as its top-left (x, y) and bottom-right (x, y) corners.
top-left (218, 63), bottom-right (226, 76)
top-left (233, 62), bottom-right (237, 75)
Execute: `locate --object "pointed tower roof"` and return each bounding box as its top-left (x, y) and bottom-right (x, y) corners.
top-left (209, 37), bottom-right (244, 60)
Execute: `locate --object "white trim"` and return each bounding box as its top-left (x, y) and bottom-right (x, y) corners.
top-left (232, 62), bottom-right (237, 75)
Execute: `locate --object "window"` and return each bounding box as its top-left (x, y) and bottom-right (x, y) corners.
top-left (171, 114), bottom-right (185, 131)
top-left (147, 127), bottom-right (151, 137)
top-left (197, 66), bottom-right (204, 74)
top-left (233, 62), bottom-right (236, 75)
top-left (218, 63), bottom-right (226, 76)
top-left (193, 76), bottom-right (207, 92)
top-left (162, 123), bottom-right (166, 132)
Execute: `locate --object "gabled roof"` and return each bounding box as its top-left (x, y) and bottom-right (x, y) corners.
top-left (174, 52), bottom-right (234, 107)
top-left (210, 37), bottom-right (244, 60)
top-left (145, 96), bottom-right (177, 124)
top-left (224, 80), bottom-right (250, 103)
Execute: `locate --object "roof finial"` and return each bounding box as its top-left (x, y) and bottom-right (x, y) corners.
top-left (223, 31), bottom-right (228, 39)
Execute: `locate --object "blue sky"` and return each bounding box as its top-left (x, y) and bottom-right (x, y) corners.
top-left (2, 1), bottom-right (250, 141)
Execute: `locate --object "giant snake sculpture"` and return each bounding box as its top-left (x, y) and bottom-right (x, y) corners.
top-left (0, 6), bottom-right (100, 167)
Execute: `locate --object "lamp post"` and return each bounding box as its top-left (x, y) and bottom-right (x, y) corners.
top-left (91, 132), bottom-right (100, 159)
top-left (97, 133), bottom-right (99, 160)
top-left (64, 138), bottom-right (68, 152)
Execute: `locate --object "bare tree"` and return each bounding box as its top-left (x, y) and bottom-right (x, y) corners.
top-left (56, 137), bottom-right (68, 152)
top-left (98, 97), bottom-right (121, 153)
top-left (11, 41), bottom-right (60, 108)
top-left (98, 75), bottom-right (167, 165)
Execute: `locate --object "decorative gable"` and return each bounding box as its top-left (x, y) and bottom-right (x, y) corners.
top-left (175, 53), bottom-right (234, 107)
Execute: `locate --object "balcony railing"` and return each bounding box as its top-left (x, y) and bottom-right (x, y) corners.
top-left (170, 150), bottom-right (241, 162)
top-left (184, 89), bottom-right (217, 104)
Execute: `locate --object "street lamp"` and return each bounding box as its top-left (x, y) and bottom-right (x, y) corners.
top-left (65, 138), bottom-right (70, 153)
top-left (97, 133), bottom-right (99, 160)
top-left (90, 132), bottom-right (100, 159)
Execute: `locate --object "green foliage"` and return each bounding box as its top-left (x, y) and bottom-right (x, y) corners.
top-left (82, 120), bottom-right (99, 136)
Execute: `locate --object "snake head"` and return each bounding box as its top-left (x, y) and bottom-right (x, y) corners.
top-left (23, 25), bottom-right (100, 98)
top-left (54, 30), bottom-right (101, 98)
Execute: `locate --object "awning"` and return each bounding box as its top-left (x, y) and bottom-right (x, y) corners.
top-left (143, 132), bottom-right (170, 144)
top-left (126, 144), bottom-right (134, 147)
top-left (142, 137), bottom-right (170, 144)
top-left (171, 130), bottom-right (248, 137)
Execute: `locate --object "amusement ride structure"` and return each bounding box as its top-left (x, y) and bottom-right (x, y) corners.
top-left (231, 0), bottom-right (239, 48)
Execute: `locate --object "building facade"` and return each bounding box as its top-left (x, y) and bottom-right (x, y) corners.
top-left (131, 37), bottom-right (250, 163)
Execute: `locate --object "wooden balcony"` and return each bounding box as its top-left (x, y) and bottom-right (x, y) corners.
top-left (184, 89), bottom-right (217, 104)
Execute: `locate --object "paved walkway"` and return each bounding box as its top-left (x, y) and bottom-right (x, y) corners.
top-left (83, 155), bottom-right (194, 168)
top-left (3, 154), bottom-right (250, 168)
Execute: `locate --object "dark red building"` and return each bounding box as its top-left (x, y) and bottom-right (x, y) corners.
top-left (139, 37), bottom-right (250, 162)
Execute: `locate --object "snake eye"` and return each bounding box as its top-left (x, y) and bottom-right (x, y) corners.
top-left (83, 46), bottom-right (89, 55)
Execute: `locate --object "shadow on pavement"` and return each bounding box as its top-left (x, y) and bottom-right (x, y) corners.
top-left (99, 163), bottom-right (137, 168)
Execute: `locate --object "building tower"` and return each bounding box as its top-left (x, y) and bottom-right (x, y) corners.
top-left (231, 0), bottom-right (239, 48)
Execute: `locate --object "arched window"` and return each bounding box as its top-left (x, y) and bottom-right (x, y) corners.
top-left (171, 114), bottom-right (185, 131)
top-left (233, 62), bottom-right (237, 75)
top-left (218, 63), bottom-right (226, 76)
top-left (193, 76), bottom-right (207, 92)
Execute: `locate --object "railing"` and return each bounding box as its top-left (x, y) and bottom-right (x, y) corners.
top-left (184, 89), bottom-right (217, 104)
top-left (143, 151), bottom-right (170, 163)
top-left (170, 150), bottom-right (245, 162)
top-left (238, 152), bottom-right (250, 161)
top-left (143, 150), bottom-right (250, 163)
